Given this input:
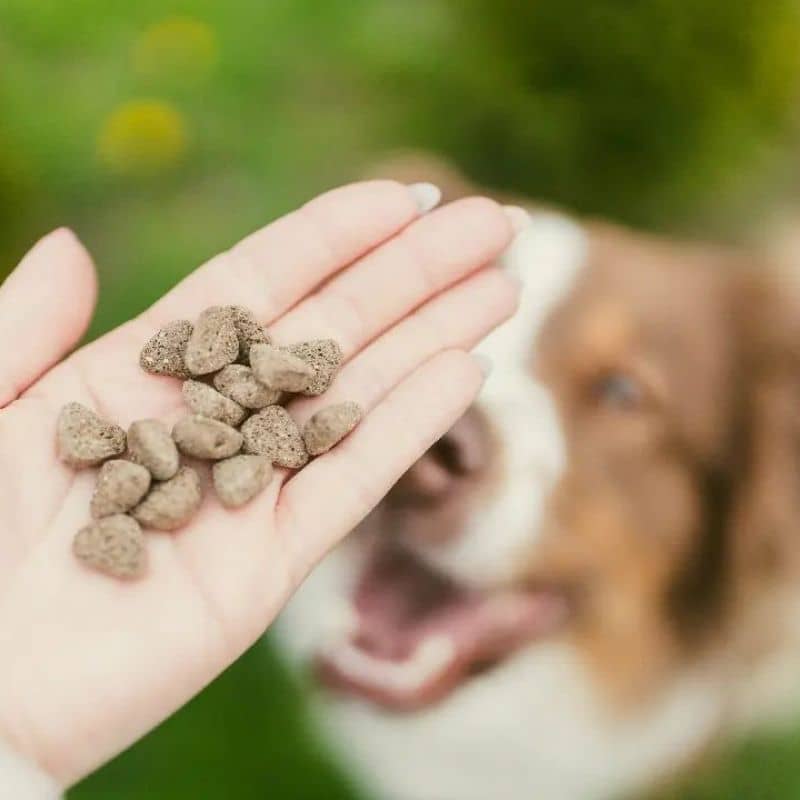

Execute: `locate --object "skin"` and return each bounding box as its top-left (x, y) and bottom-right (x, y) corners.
top-left (0, 181), bottom-right (519, 789)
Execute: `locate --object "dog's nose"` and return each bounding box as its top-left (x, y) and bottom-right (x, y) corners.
top-left (393, 407), bottom-right (490, 505)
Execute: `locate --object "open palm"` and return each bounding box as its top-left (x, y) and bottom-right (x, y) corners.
top-left (0, 181), bottom-right (519, 788)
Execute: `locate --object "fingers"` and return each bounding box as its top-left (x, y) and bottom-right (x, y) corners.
top-left (0, 229), bottom-right (97, 408)
top-left (277, 350), bottom-right (487, 579)
top-left (288, 267), bottom-right (519, 427)
top-left (162, 268), bottom-right (517, 629)
top-left (143, 180), bottom-right (424, 326)
top-left (268, 197), bottom-right (514, 356)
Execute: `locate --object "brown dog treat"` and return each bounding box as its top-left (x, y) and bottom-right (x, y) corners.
top-left (184, 306), bottom-right (239, 375)
top-left (241, 406), bottom-right (308, 468)
top-left (132, 466), bottom-right (202, 531)
top-left (283, 339), bottom-right (343, 395)
top-left (212, 455), bottom-right (273, 508)
top-left (250, 343), bottom-right (316, 392)
top-left (91, 460), bottom-right (152, 518)
top-left (139, 320), bottom-right (193, 378)
top-left (227, 305), bottom-right (270, 361)
top-left (127, 419), bottom-right (180, 480)
top-left (172, 414), bottom-right (243, 459)
top-left (214, 364), bottom-right (281, 409)
top-left (73, 514), bottom-right (146, 579)
top-left (56, 402), bottom-right (126, 468)
top-left (303, 402), bottom-right (363, 456)
top-left (182, 380), bottom-right (246, 427)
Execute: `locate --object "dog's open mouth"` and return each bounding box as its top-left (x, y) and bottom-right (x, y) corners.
top-left (315, 541), bottom-right (568, 710)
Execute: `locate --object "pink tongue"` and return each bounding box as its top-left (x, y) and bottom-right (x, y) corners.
top-left (352, 544), bottom-right (470, 659)
top-left (316, 546), bottom-right (567, 709)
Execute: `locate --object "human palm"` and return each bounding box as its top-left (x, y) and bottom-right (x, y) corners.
top-left (0, 181), bottom-right (519, 788)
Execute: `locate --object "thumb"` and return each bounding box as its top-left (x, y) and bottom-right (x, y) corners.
top-left (0, 228), bottom-right (98, 408)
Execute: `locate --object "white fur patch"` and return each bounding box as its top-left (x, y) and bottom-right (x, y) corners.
top-left (272, 212), bottom-right (724, 800)
top-left (406, 212), bottom-right (588, 586)
top-left (276, 546), bottom-right (723, 800)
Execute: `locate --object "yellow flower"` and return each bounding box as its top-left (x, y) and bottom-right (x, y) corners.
top-left (98, 100), bottom-right (187, 176)
top-left (134, 16), bottom-right (218, 82)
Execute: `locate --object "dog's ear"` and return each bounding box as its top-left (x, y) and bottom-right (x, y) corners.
top-left (728, 270), bottom-right (800, 601)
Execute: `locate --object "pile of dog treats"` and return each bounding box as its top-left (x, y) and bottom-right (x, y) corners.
top-left (57, 305), bottom-right (362, 580)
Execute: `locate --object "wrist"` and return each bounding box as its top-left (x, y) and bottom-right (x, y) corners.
top-left (0, 737), bottom-right (61, 799)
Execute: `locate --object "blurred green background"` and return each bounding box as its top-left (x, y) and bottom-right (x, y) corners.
top-left (3, 0), bottom-right (800, 797)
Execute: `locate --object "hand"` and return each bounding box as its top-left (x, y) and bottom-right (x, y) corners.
top-left (0, 181), bottom-right (520, 787)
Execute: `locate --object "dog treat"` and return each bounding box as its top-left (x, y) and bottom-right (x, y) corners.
top-left (172, 414), bottom-right (243, 459)
top-left (182, 380), bottom-right (246, 427)
top-left (283, 339), bottom-right (343, 395)
top-left (303, 402), bottom-right (363, 456)
top-left (132, 466), bottom-right (202, 530)
top-left (61, 305), bottom-right (361, 584)
top-left (213, 364), bottom-right (281, 409)
top-left (91, 460), bottom-right (152, 518)
top-left (212, 454), bottom-right (273, 508)
top-left (241, 406), bottom-right (309, 468)
top-left (139, 320), bottom-right (193, 378)
top-left (227, 305), bottom-right (270, 361)
top-left (184, 306), bottom-right (239, 375)
top-left (127, 419), bottom-right (180, 480)
top-left (250, 343), bottom-right (316, 392)
top-left (73, 514), bottom-right (146, 579)
top-left (56, 402), bottom-right (126, 468)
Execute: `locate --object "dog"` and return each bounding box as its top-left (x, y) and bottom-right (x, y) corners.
top-left (275, 159), bottom-right (800, 800)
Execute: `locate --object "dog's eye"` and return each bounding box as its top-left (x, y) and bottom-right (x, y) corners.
top-left (592, 372), bottom-right (643, 410)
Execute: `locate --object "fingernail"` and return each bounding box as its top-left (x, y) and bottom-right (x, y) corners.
top-left (502, 205), bottom-right (532, 235)
top-left (47, 226), bottom-right (78, 243)
top-left (473, 353), bottom-right (494, 379)
top-left (408, 182), bottom-right (442, 214)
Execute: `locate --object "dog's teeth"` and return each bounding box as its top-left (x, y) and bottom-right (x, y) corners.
top-left (410, 635), bottom-right (456, 681)
top-left (323, 635), bottom-right (455, 693)
top-left (320, 600), bottom-right (359, 645)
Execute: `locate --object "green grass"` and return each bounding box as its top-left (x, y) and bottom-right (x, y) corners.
top-left (74, 638), bottom-right (360, 800)
top-left (1, 1), bottom-right (800, 797)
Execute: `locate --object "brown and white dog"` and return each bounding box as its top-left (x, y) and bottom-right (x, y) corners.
top-left (275, 163), bottom-right (800, 800)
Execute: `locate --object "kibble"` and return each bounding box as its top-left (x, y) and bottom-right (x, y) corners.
top-left (241, 405), bottom-right (308, 468)
top-left (184, 306), bottom-right (239, 375)
top-left (63, 302), bottom-right (356, 582)
top-left (303, 402), bottom-right (363, 456)
top-left (57, 402), bottom-right (126, 468)
top-left (250, 343), bottom-right (316, 392)
top-left (172, 414), bottom-right (243, 460)
top-left (214, 364), bottom-right (281, 409)
top-left (128, 419), bottom-right (180, 480)
top-left (182, 380), bottom-right (246, 427)
top-left (139, 320), bottom-right (193, 378)
top-left (213, 455), bottom-right (273, 508)
top-left (228, 305), bottom-right (270, 361)
top-left (91, 460), bottom-right (151, 518)
top-left (283, 339), bottom-right (343, 395)
top-left (132, 466), bottom-right (202, 530)
top-left (73, 514), bottom-right (146, 579)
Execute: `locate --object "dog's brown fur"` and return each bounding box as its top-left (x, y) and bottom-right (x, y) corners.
top-left (377, 153), bottom-right (800, 718)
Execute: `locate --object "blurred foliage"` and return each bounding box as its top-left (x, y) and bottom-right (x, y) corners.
top-left (460, 0), bottom-right (800, 226)
top-left (1, 0), bottom-right (800, 798)
top-left (358, 0), bottom-right (800, 228)
top-left (98, 100), bottom-right (188, 174)
top-left (133, 16), bottom-right (219, 84)
top-left (655, 725), bottom-right (800, 800)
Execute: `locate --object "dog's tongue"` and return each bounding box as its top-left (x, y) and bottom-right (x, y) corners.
top-left (316, 545), bottom-right (566, 709)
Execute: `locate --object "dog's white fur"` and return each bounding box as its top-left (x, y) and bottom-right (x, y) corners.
top-left (404, 214), bottom-right (586, 586)
top-left (275, 213), bottom-right (731, 800)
